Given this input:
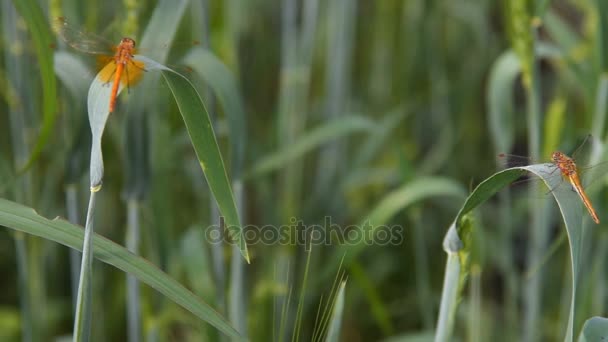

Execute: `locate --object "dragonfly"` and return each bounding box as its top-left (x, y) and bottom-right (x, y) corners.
top-left (550, 150), bottom-right (599, 224)
top-left (499, 136), bottom-right (604, 224)
top-left (52, 17), bottom-right (146, 113)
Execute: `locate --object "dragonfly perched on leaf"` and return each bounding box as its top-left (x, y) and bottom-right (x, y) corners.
top-left (499, 135), bottom-right (607, 224)
top-left (52, 17), bottom-right (149, 113)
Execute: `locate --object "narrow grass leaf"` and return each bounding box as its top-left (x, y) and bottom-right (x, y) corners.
top-left (137, 0), bottom-right (188, 63)
top-left (322, 177), bottom-right (466, 280)
top-left (182, 47), bottom-right (247, 177)
top-left (11, 0), bottom-right (57, 172)
top-left (353, 107), bottom-right (407, 167)
top-left (72, 192), bottom-right (97, 341)
top-left (487, 50), bottom-right (519, 153)
top-left (54, 52), bottom-right (91, 184)
top-left (248, 115), bottom-right (376, 177)
top-left (487, 44), bottom-right (563, 155)
top-left (324, 281), bottom-right (346, 342)
top-left (0, 198), bottom-right (245, 340)
top-left (54, 51), bottom-right (92, 102)
top-left (133, 55), bottom-right (249, 262)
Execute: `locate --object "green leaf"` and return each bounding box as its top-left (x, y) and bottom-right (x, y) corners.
top-left (86, 61), bottom-right (124, 188)
top-left (11, 0), bottom-right (57, 172)
top-left (436, 168), bottom-right (525, 340)
top-left (0, 198), bottom-right (245, 340)
top-left (53, 51), bottom-right (92, 103)
top-left (84, 51), bottom-right (248, 262)
top-left (248, 115), bottom-right (376, 177)
top-left (578, 316), bottom-right (608, 342)
top-left (487, 44), bottom-right (562, 154)
top-left (324, 281), bottom-right (346, 342)
top-left (137, 56), bottom-right (249, 263)
top-left (487, 50), bottom-right (519, 153)
top-left (323, 177), bottom-right (466, 276)
top-left (436, 162), bottom-right (596, 340)
top-left (54, 52), bottom-right (92, 184)
top-left (72, 192), bottom-right (96, 341)
top-left (182, 47), bottom-right (247, 178)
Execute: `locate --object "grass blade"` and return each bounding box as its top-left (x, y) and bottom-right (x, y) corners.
top-left (330, 177), bottom-right (466, 272)
top-left (133, 55), bottom-right (249, 263)
top-left (436, 168), bottom-right (526, 341)
top-left (72, 191), bottom-right (97, 341)
top-left (248, 116), bottom-right (375, 177)
top-left (10, 0), bottom-right (57, 172)
top-left (324, 281), bottom-right (346, 342)
top-left (182, 47), bottom-right (247, 178)
top-left (0, 198), bottom-right (245, 340)
top-left (435, 162), bottom-right (595, 340)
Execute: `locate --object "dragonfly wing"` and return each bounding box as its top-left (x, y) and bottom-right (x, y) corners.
top-left (121, 60), bottom-right (146, 86)
top-left (580, 160), bottom-right (608, 189)
top-left (53, 17), bottom-right (115, 55)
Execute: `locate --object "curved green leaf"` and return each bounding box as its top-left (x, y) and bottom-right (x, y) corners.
top-left (329, 177), bottom-right (466, 271)
top-left (182, 47), bottom-right (247, 178)
top-left (137, 56), bottom-right (249, 263)
top-left (85, 52), bottom-right (248, 262)
top-left (436, 167), bottom-right (526, 340)
top-left (54, 52), bottom-right (91, 184)
top-left (0, 198), bottom-right (244, 340)
top-left (11, 0), bottom-right (57, 172)
top-left (487, 45), bottom-right (563, 155)
top-left (437, 162), bottom-right (594, 340)
top-left (86, 61), bottom-right (123, 188)
top-left (53, 51), bottom-right (91, 103)
top-left (487, 50), bottom-right (519, 153)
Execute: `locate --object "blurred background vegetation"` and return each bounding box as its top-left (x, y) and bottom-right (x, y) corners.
top-left (1, 0), bottom-right (608, 341)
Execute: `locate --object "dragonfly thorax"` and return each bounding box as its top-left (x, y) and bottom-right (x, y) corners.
top-left (552, 151), bottom-right (577, 176)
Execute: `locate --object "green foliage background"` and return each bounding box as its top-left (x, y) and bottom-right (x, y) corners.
top-left (1, 0), bottom-right (607, 341)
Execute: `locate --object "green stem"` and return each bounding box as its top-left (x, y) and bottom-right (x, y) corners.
top-left (14, 233), bottom-right (32, 342)
top-left (126, 200), bottom-right (141, 342)
top-left (65, 185), bottom-right (82, 313)
top-left (73, 190), bottom-right (97, 342)
top-left (523, 24), bottom-right (546, 342)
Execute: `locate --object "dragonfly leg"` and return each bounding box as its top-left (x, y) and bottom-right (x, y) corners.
top-left (125, 65), bottom-right (131, 94)
top-left (571, 134), bottom-right (592, 159)
top-left (130, 58), bottom-right (148, 72)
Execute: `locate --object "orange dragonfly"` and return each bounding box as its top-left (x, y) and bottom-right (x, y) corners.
top-left (499, 136), bottom-right (603, 224)
top-left (550, 150), bottom-right (599, 224)
top-left (52, 17), bottom-right (146, 113)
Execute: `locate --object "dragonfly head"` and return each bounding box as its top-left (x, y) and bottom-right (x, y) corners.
top-left (551, 151), bottom-right (565, 163)
top-left (119, 37), bottom-right (136, 49)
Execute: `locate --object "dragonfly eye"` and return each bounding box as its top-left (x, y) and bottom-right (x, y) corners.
top-left (120, 38), bottom-right (136, 47)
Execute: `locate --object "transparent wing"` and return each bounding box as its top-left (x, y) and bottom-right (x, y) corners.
top-left (52, 17), bottom-right (115, 55)
top-left (497, 153), bottom-right (536, 168)
top-left (498, 152), bottom-right (608, 191)
top-left (579, 160), bottom-right (608, 188)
